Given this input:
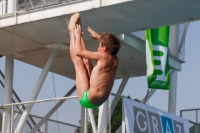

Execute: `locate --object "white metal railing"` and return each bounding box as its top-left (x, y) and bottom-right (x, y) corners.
top-left (0, 96), bottom-right (80, 133)
top-left (0, 0), bottom-right (6, 15)
top-left (0, 0), bottom-right (86, 16)
top-left (0, 96), bottom-right (78, 108)
top-left (0, 93), bottom-right (125, 133)
top-left (180, 108), bottom-right (200, 133)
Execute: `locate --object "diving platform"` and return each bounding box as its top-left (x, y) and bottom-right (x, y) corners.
top-left (0, 0), bottom-right (198, 132)
top-left (0, 0), bottom-right (199, 79)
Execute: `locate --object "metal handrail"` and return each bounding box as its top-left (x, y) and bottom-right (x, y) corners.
top-left (0, 69), bottom-right (42, 132)
top-left (18, 0), bottom-right (85, 12)
top-left (0, 96), bottom-right (78, 108)
top-left (14, 111), bottom-right (80, 128)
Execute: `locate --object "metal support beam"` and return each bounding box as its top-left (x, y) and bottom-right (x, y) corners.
top-left (2, 53), bottom-right (14, 133)
top-left (168, 25), bottom-right (179, 115)
top-left (98, 99), bottom-right (109, 133)
top-left (178, 23), bottom-right (190, 52)
top-left (15, 45), bottom-right (60, 133)
top-left (169, 25), bottom-right (179, 57)
top-left (111, 76), bottom-right (129, 115)
top-left (121, 33), bottom-right (183, 70)
top-left (29, 85), bottom-right (76, 133)
top-left (168, 70), bottom-right (178, 114)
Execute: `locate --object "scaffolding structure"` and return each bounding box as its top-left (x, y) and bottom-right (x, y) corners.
top-left (0, 0), bottom-right (197, 132)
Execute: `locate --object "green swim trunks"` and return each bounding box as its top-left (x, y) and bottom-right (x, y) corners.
top-left (80, 90), bottom-right (99, 109)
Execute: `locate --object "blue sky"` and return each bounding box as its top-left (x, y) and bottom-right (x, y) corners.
top-left (0, 20), bottom-right (200, 116)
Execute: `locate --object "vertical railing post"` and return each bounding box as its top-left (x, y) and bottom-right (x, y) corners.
top-left (10, 105), bottom-right (14, 133)
top-left (122, 99), bottom-right (125, 133)
top-left (7, 0), bottom-right (15, 13)
top-left (15, 0), bottom-right (18, 12)
top-left (88, 109), bottom-right (97, 133)
top-left (3, 0), bottom-right (7, 14)
top-left (80, 106), bottom-right (85, 133)
top-left (109, 95), bottom-right (112, 133)
top-left (98, 99), bottom-right (109, 133)
top-left (195, 110), bottom-right (198, 133)
top-left (0, 2), bottom-right (3, 15)
top-left (45, 121), bottom-right (48, 133)
top-left (84, 108), bottom-right (88, 133)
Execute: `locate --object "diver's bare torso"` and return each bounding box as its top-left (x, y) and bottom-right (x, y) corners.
top-left (88, 53), bottom-right (118, 106)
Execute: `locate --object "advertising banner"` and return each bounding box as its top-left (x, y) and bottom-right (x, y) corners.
top-left (146, 26), bottom-right (170, 90)
top-left (123, 98), bottom-right (189, 133)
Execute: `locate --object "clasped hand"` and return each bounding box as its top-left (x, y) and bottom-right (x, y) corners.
top-left (73, 24), bottom-right (100, 41)
top-left (73, 24), bottom-right (83, 37)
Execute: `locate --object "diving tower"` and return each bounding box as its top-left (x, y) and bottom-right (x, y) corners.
top-left (0, 0), bottom-right (199, 133)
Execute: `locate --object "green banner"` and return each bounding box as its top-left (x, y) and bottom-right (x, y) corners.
top-left (146, 26), bottom-right (170, 90)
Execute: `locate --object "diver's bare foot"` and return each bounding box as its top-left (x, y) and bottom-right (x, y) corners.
top-left (68, 13), bottom-right (80, 32)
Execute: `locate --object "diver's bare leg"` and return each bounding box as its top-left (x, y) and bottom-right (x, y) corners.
top-left (68, 13), bottom-right (89, 99)
top-left (77, 16), bottom-right (93, 77)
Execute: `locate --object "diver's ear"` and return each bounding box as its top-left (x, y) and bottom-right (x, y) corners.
top-left (102, 46), bottom-right (106, 51)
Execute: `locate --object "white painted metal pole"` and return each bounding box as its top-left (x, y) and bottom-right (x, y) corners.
top-left (2, 0), bottom-right (6, 14)
top-left (2, 53), bottom-right (14, 133)
top-left (10, 105), bottom-right (14, 133)
top-left (122, 102), bottom-right (125, 133)
top-left (80, 106), bottom-right (85, 133)
top-left (168, 70), bottom-right (178, 114)
top-left (45, 121), bottom-right (48, 133)
top-left (111, 76), bottom-right (129, 115)
top-left (15, 0), bottom-right (18, 12)
top-left (98, 99), bottom-right (109, 133)
top-left (7, 0), bottom-right (15, 13)
top-left (109, 95), bottom-right (111, 133)
top-left (84, 108), bottom-right (88, 133)
top-left (15, 45), bottom-right (59, 133)
top-left (88, 109), bottom-right (97, 133)
top-left (0, 2), bottom-right (3, 15)
top-left (169, 25), bottom-right (179, 57)
top-left (168, 25), bottom-right (179, 114)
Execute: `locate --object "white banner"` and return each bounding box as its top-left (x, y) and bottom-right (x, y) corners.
top-left (123, 98), bottom-right (189, 133)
